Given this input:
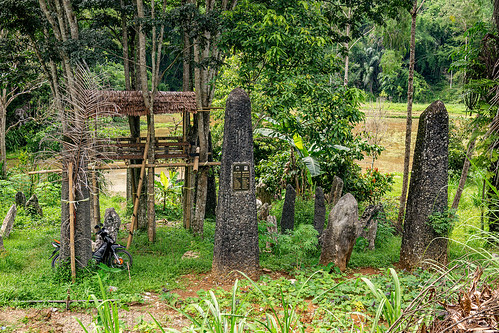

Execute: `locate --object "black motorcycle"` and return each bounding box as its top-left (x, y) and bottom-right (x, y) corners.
top-left (50, 224), bottom-right (132, 270)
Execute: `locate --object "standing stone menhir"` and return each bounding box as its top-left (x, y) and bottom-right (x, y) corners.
top-left (26, 194), bottom-right (43, 217)
top-left (313, 187), bottom-right (326, 237)
top-left (319, 193), bottom-right (359, 271)
top-left (280, 184), bottom-right (296, 233)
top-left (15, 192), bottom-right (26, 207)
top-left (212, 88), bottom-right (259, 277)
top-left (329, 176), bottom-right (344, 208)
top-left (1, 204), bottom-right (17, 238)
top-left (400, 101), bottom-right (449, 269)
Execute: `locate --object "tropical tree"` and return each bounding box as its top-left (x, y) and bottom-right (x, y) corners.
top-left (0, 30), bottom-right (43, 176)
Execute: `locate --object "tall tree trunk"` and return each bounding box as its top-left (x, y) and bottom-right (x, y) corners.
top-left (397, 0), bottom-right (418, 229)
top-left (343, 8), bottom-right (351, 87)
top-left (182, 19), bottom-right (194, 229)
top-left (190, 0), bottom-right (237, 235)
top-left (494, 0), bottom-right (499, 32)
top-left (0, 96), bottom-right (7, 177)
top-left (39, 0), bottom-right (92, 267)
top-left (205, 132), bottom-right (217, 218)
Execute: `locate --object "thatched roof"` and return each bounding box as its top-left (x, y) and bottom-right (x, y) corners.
top-left (98, 90), bottom-right (197, 116)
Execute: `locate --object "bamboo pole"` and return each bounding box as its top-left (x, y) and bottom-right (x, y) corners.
top-left (126, 139), bottom-right (150, 249)
top-left (68, 162), bottom-right (76, 283)
top-left (91, 171), bottom-right (100, 228)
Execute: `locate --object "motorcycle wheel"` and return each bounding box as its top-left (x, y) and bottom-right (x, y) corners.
top-left (51, 254), bottom-right (60, 268)
top-left (108, 249), bottom-right (132, 270)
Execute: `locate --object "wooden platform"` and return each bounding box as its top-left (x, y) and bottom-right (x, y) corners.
top-left (96, 136), bottom-right (190, 161)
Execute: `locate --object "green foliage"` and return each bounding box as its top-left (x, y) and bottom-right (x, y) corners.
top-left (275, 225), bottom-right (319, 268)
top-left (168, 280), bottom-right (248, 333)
top-left (428, 208), bottom-right (459, 236)
top-left (349, 236), bottom-right (401, 268)
top-left (77, 274), bottom-right (123, 333)
top-left (361, 268), bottom-right (402, 327)
top-left (255, 149), bottom-right (289, 200)
top-left (351, 168), bottom-right (394, 205)
top-left (154, 170), bottom-right (183, 218)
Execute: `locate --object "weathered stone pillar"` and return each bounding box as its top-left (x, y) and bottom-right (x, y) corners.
top-left (400, 101), bottom-right (449, 269)
top-left (15, 192), bottom-right (26, 207)
top-left (329, 176), bottom-right (344, 208)
top-left (94, 208), bottom-right (121, 250)
top-left (212, 88), bottom-right (259, 277)
top-left (280, 184), bottom-right (296, 233)
top-left (313, 187), bottom-right (326, 237)
top-left (26, 194), bottom-right (43, 217)
top-left (1, 204), bottom-right (16, 238)
top-left (319, 193), bottom-right (359, 271)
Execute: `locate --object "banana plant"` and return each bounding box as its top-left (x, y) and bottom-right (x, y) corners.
top-left (154, 170), bottom-right (182, 212)
top-left (255, 115), bottom-right (323, 187)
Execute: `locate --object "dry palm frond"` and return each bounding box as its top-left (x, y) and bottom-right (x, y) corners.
top-left (422, 268), bottom-right (499, 333)
top-left (56, 63), bottom-right (120, 196)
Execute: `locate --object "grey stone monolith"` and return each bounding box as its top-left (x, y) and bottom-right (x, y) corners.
top-left (319, 193), bottom-right (359, 271)
top-left (258, 203), bottom-right (271, 222)
top-left (212, 88), bottom-right (259, 277)
top-left (313, 187), bottom-right (326, 237)
top-left (358, 204), bottom-right (385, 250)
top-left (94, 208), bottom-right (121, 250)
top-left (15, 192), bottom-right (26, 207)
top-left (329, 176), bottom-right (344, 208)
top-left (400, 101), bottom-right (449, 269)
top-left (1, 205), bottom-right (16, 238)
top-left (26, 194), bottom-right (43, 217)
top-left (280, 184), bottom-right (296, 233)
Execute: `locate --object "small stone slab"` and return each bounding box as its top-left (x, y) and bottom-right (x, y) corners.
top-left (313, 187), bottom-right (326, 237)
top-left (182, 251), bottom-right (200, 259)
top-left (1, 204), bottom-right (16, 238)
top-left (329, 176), bottom-right (344, 208)
top-left (358, 204), bottom-right (384, 250)
top-left (26, 194), bottom-right (43, 217)
top-left (320, 193), bottom-right (359, 271)
top-left (280, 184), bottom-right (296, 233)
top-left (15, 192), bottom-right (26, 207)
top-left (94, 208), bottom-right (121, 250)
top-left (258, 203), bottom-right (271, 222)
top-left (265, 215), bottom-right (278, 251)
top-left (0, 235), bottom-right (4, 251)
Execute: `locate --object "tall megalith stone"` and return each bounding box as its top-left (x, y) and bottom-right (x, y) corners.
top-left (280, 184), bottom-right (296, 233)
top-left (313, 187), bottom-right (326, 237)
top-left (400, 101), bottom-right (449, 269)
top-left (212, 88), bottom-right (259, 277)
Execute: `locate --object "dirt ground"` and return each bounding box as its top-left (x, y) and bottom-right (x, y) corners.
top-left (0, 268), bottom-right (381, 332)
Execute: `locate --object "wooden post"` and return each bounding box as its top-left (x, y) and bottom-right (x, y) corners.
top-left (68, 162), bottom-right (76, 283)
top-left (182, 111), bottom-right (192, 230)
top-left (126, 139), bottom-right (150, 249)
top-left (90, 171), bottom-right (100, 228)
top-left (147, 113), bottom-right (156, 242)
